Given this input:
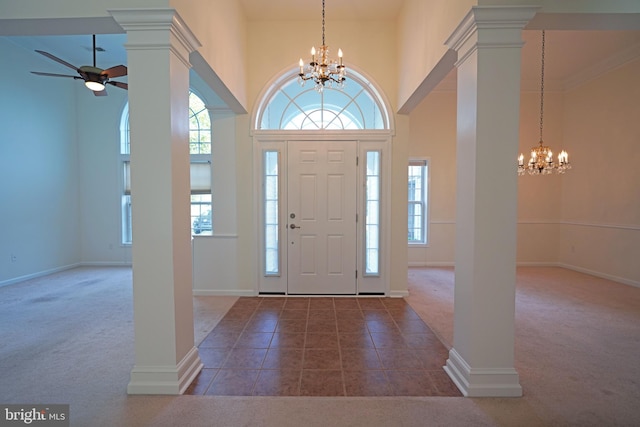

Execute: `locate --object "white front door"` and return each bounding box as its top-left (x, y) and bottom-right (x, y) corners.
top-left (287, 140), bottom-right (357, 295)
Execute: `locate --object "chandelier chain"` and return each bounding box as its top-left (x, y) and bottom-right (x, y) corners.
top-left (322, 0), bottom-right (326, 46)
top-left (539, 30), bottom-right (545, 143)
top-left (518, 29), bottom-right (571, 176)
top-left (297, 0), bottom-right (345, 92)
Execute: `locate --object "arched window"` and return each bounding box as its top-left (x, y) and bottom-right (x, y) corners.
top-left (255, 68), bottom-right (390, 131)
top-left (120, 91), bottom-right (212, 244)
top-left (189, 92), bottom-right (211, 154)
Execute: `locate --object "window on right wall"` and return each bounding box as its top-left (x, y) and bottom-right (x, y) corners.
top-left (408, 159), bottom-right (429, 245)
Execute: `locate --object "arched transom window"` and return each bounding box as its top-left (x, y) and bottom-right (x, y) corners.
top-left (255, 68), bottom-right (390, 131)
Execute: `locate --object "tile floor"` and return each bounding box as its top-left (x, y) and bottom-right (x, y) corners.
top-left (185, 297), bottom-right (462, 397)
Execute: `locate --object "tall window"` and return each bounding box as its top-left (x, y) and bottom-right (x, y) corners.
top-left (120, 91), bottom-right (212, 243)
top-left (408, 159), bottom-right (429, 245)
top-left (188, 92), bottom-right (212, 235)
top-left (120, 104), bottom-right (132, 244)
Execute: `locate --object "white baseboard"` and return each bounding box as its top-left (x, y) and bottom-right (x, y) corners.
top-left (192, 289), bottom-right (257, 297)
top-left (515, 261), bottom-right (559, 267)
top-left (389, 290), bottom-right (409, 298)
top-left (127, 346), bottom-right (203, 395)
top-left (558, 263), bottom-right (640, 288)
top-left (408, 261), bottom-right (639, 288)
top-left (0, 263), bottom-right (80, 288)
top-left (80, 261), bottom-right (132, 267)
top-left (408, 261), bottom-right (455, 268)
top-left (444, 349), bottom-right (522, 397)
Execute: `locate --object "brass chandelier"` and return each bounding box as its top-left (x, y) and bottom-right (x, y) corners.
top-left (518, 30), bottom-right (571, 176)
top-left (298, 0), bottom-right (346, 92)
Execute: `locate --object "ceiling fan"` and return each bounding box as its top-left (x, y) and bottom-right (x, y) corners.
top-left (31, 34), bottom-right (128, 96)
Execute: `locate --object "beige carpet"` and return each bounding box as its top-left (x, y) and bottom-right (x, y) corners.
top-left (407, 266), bottom-right (640, 427)
top-left (0, 266), bottom-right (639, 426)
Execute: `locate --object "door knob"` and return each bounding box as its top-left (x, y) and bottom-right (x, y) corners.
top-left (290, 224), bottom-right (301, 229)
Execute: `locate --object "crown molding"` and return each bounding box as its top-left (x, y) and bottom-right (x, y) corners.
top-left (563, 40), bottom-right (640, 91)
top-left (429, 41), bottom-right (640, 94)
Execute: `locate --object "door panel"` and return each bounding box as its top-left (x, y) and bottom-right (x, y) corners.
top-left (287, 141), bottom-right (357, 294)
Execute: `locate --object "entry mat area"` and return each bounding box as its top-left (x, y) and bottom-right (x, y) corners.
top-left (186, 297), bottom-right (462, 397)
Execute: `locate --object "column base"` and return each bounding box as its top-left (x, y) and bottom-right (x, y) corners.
top-left (127, 347), bottom-right (203, 395)
top-left (444, 348), bottom-right (522, 397)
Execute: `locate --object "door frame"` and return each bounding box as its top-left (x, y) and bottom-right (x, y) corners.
top-left (254, 131), bottom-right (392, 296)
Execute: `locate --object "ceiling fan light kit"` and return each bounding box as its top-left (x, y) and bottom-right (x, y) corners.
top-left (30, 34), bottom-right (128, 96)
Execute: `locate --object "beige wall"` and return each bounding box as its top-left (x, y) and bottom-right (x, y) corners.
top-left (407, 59), bottom-right (639, 286)
top-left (407, 90), bottom-right (457, 266)
top-left (234, 113), bottom-right (257, 292)
top-left (243, 18), bottom-right (408, 294)
top-left (391, 116), bottom-right (411, 293)
top-left (516, 90), bottom-right (564, 264)
top-left (396, 0), bottom-right (475, 110)
top-left (175, 0), bottom-right (248, 109)
top-left (246, 19), bottom-right (397, 112)
top-left (559, 58), bottom-right (640, 285)
top-left (3, 0), bottom-right (637, 288)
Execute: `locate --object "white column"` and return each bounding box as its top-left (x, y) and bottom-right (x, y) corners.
top-left (443, 6), bottom-right (537, 397)
top-left (110, 9), bottom-right (202, 394)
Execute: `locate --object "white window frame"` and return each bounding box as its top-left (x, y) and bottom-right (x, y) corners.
top-left (408, 158), bottom-right (430, 247)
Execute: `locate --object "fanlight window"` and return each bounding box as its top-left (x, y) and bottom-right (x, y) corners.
top-left (256, 69), bottom-right (389, 130)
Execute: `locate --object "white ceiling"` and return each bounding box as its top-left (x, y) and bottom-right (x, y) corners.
top-left (239, 0), bottom-right (404, 21)
top-left (6, 1), bottom-right (640, 95)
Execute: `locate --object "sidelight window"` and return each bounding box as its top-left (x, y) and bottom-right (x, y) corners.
top-left (365, 151), bottom-right (381, 275)
top-left (263, 151), bottom-right (280, 275)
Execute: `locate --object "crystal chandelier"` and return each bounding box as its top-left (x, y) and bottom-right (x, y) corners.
top-left (298, 0), bottom-right (346, 92)
top-left (518, 30), bottom-right (571, 176)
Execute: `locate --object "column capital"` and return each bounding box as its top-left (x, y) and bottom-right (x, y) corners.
top-left (446, 6), bottom-right (539, 65)
top-left (109, 8), bottom-right (201, 67)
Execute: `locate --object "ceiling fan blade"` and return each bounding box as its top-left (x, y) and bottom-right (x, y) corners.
top-left (31, 71), bottom-right (81, 79)
top-left (108, 81), bottom-right (128, 90)
top-left (102, 65), bottom-right (127, 79)
top-left (35, 50), bottom-right (80, 72)
top-left (93, 89), bottom-right (108, 97)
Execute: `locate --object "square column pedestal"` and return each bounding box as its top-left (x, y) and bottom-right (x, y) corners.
top-left (110, 9), bottom-right (203, 394)
top-left (443, 6), bottom-right (537, 397)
